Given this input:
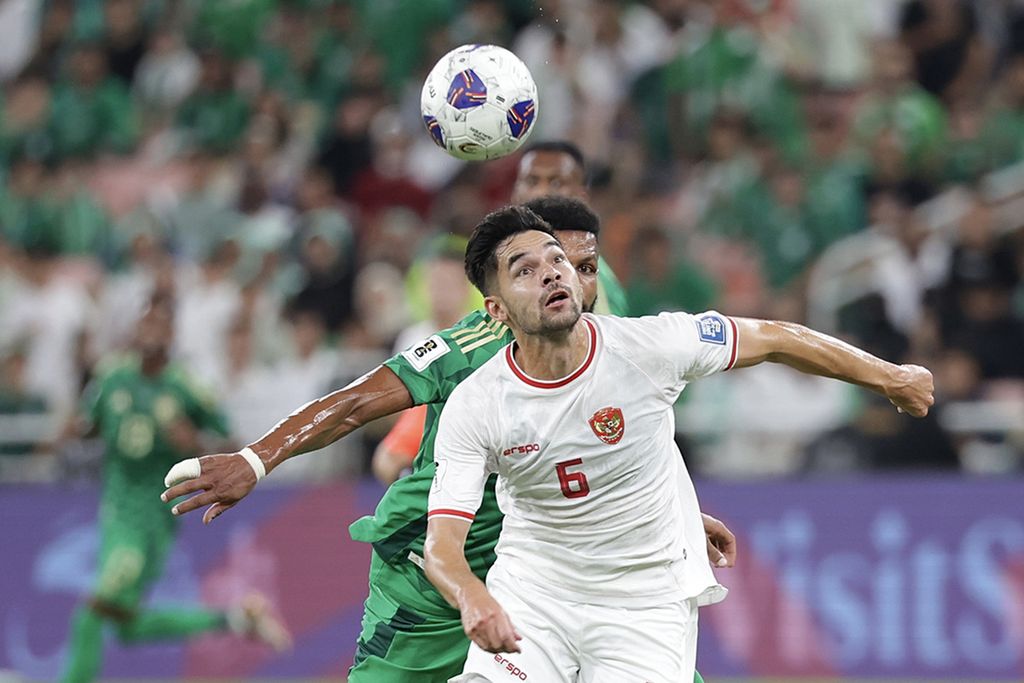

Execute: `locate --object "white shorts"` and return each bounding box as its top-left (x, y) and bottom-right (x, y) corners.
top-left (450, 566), bottom-right (698, 683)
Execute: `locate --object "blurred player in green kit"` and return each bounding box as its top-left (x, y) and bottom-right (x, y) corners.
top-left (60, 297), bottom-right (290, 683)
top-left (164, 143), bottom-right (734, 683)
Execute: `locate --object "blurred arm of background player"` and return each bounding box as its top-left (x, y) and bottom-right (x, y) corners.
top-left (371, 404), bottom-right (428, 485)
top-left (731, 318), bottom-right (935, 417)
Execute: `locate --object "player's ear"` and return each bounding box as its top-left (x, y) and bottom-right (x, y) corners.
top-left (485, 296), bottom-right (508, 323)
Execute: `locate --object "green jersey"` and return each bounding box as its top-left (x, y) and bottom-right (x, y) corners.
top-left (84, 356), bottom-right (229, 530)
top-left (350, 265), bottom-right (629, 579)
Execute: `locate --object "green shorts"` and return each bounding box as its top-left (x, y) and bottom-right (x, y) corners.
top-left (348, 550), bottom-right (469, 682)
top-left (93, 514), bottom-right (173, 611)
top-left (348, 551), bottom-right (708, 683)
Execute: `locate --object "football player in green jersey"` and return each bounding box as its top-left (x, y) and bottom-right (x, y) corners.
top-left (60, 299), bottom-right (290, 683)
top-left (165, 194), bottom-right (733, 682)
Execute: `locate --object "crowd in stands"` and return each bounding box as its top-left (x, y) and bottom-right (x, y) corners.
top-left (0, 0), bottom-right (1021, 480)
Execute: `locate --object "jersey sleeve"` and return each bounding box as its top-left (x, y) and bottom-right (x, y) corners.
top-left (427, 387), bottom-right (495, 522)
top-left (383, 313), bottom-right (508, 406)
top-left (610, 310), bottom-right (739, 397)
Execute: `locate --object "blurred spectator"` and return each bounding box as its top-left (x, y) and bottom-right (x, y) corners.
top-left (0, 244), bottom-right (92, 421)
top-left (48, 41), bottom-right (139, 159)
top-left (174, 239), bottom-right (243, 387)
top-left (133, 29), bottom-right (200, 118)
top-left (91, 229), bottom-right (173, 358)
top-left (102, 0), bottom-right (149, 85)
top-left (899, 0), bottom-right (992, 103)
top-left (0, 75), bottom-right (54, 168)
top-left (289, 167), bottom-right (356, 332)
top-left (21, 0), bottom-right (75, 81)
top-left (0, 152), bottom-right (55, 250)
top-left (626, 226), bottom-right (717, 316)
top-left (0, 0), bottom-right (40, 82)
top-left (48, 160), bottom-right (114, 261)
top-left (852, 40), bottom-right (946, 177)
top-left (393, 235), bottom-right (475, 352)
top-left (162, 150), bottom-right (240, 262)
top-left (316, 89), bottom-right (378, 196)
top-left (937, 198), bottom-right (1024, 378)
top-left (0, 345), bottom-right (49, 456)
top-left (349, 107), bottom-right (434, 219)
top-left (176, 47), bottom-right (250, 153)
top-left (307, 3), bottom-right (357, 109)
top-left (344, 261), bottom-right (411, 353)
top-left (977, 53), bottom-right (1024, 171)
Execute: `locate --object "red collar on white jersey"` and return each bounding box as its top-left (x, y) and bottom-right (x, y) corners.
top-left (506, 318), bottom-right (597, 389)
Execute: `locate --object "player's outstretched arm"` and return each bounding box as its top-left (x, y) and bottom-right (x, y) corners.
top-left (162, 366), bottom-right (414, 523)
top-left (424, 517), bottom-right (522, 654)
top-left (731, 318), bottom-right (934, 417)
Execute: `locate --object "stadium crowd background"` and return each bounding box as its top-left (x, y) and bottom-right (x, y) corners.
top-left (0, 0), bottom-right (1022, 483)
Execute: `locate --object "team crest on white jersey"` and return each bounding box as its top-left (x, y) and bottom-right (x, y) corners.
top-left (588, 406), bottom-right (624, 445)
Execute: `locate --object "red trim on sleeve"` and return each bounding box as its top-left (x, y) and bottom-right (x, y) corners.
top-left (428, 509), bottom-right (476, 521)
top-left (506, 319), bottom-right (597, 388)
top-left (725, 317), bottom-right (739, 370)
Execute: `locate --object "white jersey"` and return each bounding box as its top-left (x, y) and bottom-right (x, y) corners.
top-left (428, 311), bottom-right (739, 607)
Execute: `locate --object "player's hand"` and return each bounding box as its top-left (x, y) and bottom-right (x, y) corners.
top-left (885, 364), bottom-right (935, 418)
top-left (702, 513), bottom-right (736, 568)
top-left (458, 583), bottom-right (522, 654)
top-left (161, 452), bottom-right (258, 524)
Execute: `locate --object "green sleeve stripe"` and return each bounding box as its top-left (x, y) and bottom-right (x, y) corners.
top-left (450, 320), bottom-right (490, 339)
top-left (460, 334), bottom-right (500, 353)
top-left (454, 327), bottom-right (496, 345)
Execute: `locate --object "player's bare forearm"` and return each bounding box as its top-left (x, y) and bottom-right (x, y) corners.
top-left (161, 366), bottom-right (413, 524)
top-left (732, 318), bottom-right (934, 417)
top-left (425, 517), bottom-right (522, 653)
top-left (424, 517), bottom-right (482, 610)
top-left (251, 365), bottom-right (413, 472)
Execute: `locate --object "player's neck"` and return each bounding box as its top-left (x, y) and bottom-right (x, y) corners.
top-left (512, 321), bottom-right (589, 381)
top-left (140, 353), bottom-right (168, 377)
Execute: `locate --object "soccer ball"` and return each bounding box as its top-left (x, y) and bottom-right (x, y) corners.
top-left (421, 44), bottom-right (538, 161)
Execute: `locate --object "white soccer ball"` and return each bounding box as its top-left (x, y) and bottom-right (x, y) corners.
top-left (420, 44), bottom-right (538, 161)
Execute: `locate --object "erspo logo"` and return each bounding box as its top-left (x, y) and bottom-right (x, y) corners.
top-left (493, 654), bottom-right (528, 679)
top-left (502, 443), bottom-right (540, 457)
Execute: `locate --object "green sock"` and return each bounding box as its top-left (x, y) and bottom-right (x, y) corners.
top-left (60, 605), bottom-right (105, 683)
top-left (116, 608), bottom-right (228, 643)
top-left (694, 671), bottom-right (705, 683)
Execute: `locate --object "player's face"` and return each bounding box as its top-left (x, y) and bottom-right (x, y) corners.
top-left (135, 306), bottom-right (173, 357)
top-left (486, 230), bottom-right (583, 336)
top-left (553, 229), bottom-right (599, 313)
top-left (511, 151), bottom-right (586, 203)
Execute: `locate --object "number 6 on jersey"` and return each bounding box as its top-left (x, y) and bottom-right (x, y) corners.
top-left (555, 458), bottom-right (589, 498)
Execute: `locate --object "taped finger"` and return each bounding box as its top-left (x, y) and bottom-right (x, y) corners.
top-left (165, 458), bottom-right (201, 488)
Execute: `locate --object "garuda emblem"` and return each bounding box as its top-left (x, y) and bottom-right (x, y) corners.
top-left (589, 406), bottom-right (625, 445)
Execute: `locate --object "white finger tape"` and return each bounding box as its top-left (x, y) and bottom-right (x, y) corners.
top-left (165, 458), bottom-right (201, 488)
top-left (238, 447), bottom-right (266, 482)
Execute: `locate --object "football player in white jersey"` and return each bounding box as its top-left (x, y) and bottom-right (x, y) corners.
top-left (424, 203), bottom-right (935, 683)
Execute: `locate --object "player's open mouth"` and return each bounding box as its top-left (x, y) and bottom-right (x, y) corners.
top-left (545, 290), bottom-right (570, 308)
